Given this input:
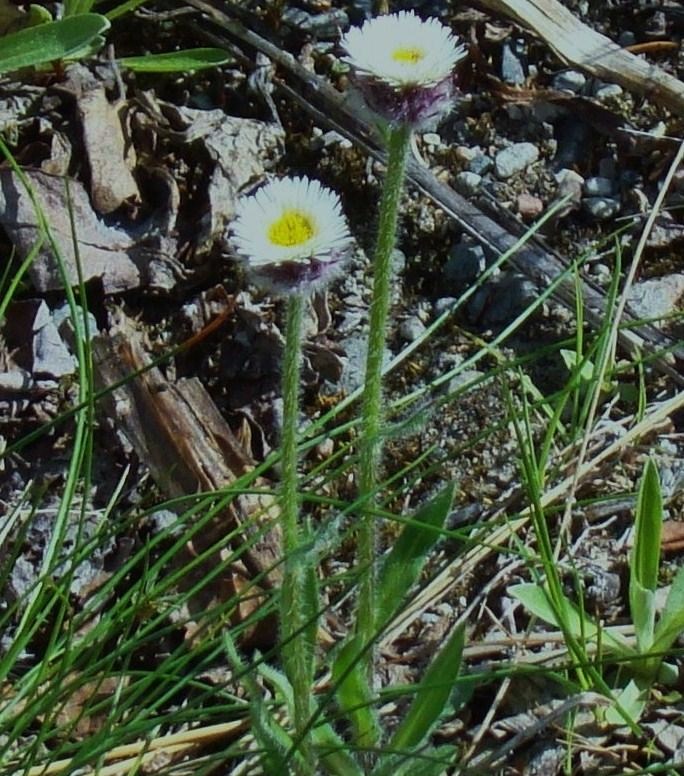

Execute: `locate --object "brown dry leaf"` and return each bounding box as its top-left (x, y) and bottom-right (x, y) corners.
top-left (661, 521), bottom-right (684, 554)
top-left (0, 169), bottom-right (180, 293)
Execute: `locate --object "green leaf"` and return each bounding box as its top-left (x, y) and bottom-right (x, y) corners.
top-left (0, 14), bottom-right (109, 74)
top-left (331, 635), bottom-right (379, 749)
top-left (118, 47), bottom-right (232, 73)
top-left (313, 723), bottom-right (364, 776)
top-left (630, 579), bottom-right (656, 654)
top-left (604, 680), bottom-right (646, 726)
top-left (653, 566), bottom-right (684, 655)
top-left (560, 348), bottom-right (594, 381)
top-left (631, 458), bottom-right (663, 593)
top-left (508, 583), bottom-right (632, 656)
top-left (630, 459), bottom-right (663, 651)
top-left (386, 622), bottom-right (465, 754)
top-left (390, 746), bottom-right (458, 776)
top-left (376, 484), bottom-right (456, 626)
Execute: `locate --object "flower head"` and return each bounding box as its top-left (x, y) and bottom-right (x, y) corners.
top-left (231, 177), bottom-right (352, 296)
top-left (341, 11), bottom-right (467, 128)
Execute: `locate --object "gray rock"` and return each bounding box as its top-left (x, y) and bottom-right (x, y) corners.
top-left (594, 83), bottom-right (623, 100)
top-left (618, 31), bottom-right (636, 47)
top-left (399, 316), bottom-right (426, 342)
top-left (433, 297), bottom-right (458, 316)
top-left (454, 171), bottom-right (482, 195)
top-left (583, 176), bottom-right (614, 197)
top-left (583, 196), bottom-right (621, 220)
top-left (53, 302), bottom-right (98, 344)
top-left (467, 271), bottom-right (538, 326)
top-left (501, 40), bottom-right (526, 85)
top-left (495, 142), bottom-right (539, 179)
top-left (627, 274), bottom-right (684, 321)
top-left (552, 70), bottom-right (586, 93)
top-left (553, 168), bottom-right (584, 216)
top-left (468, 154), bottom-right (493, 175)
top-left (590, 263), bottom-right (612, 285)
top-left (422, 132), bottom-right (442, 147)
top-left (445, 242), bottom-right (486, 289)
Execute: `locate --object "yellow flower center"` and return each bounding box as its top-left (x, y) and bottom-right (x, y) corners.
top-left (268, 209), bottom-right (316, 247)
top-left (391, 46), bottom-right (425, 65)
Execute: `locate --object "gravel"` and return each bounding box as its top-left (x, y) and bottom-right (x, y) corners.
top-left (583, 197), bottom-right (621, 220)
top-left (494, 142), bottom-right (539, 179)
top-left (454, 171), bottom-right (482, 195)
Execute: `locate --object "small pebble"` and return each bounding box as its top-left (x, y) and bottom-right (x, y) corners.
top-left (583, 196), bottom-right (621, 220)
top-left (454, 145), bottom-right (480, 164)
top-left (517, 192), bottom-right (544, 220)
top-left (468, 154), bottom-right (493, 175)
top-left (552, 70), bottom-right (586, 93)
top-left (627, 274), bottom-right (684, 320)
top-left (553, 168), bottom-right (584, 216)
top-left (594, 83), bottom-right (623, 100)
top-left (501, 40), bottom-right (526, 85)
top-left (445, 242), bottom-right (486, 289)
top-left (591, 263), bottom-right (612, 284)
top-left (454, 171), bottom-right (482, 195)
top-left (583, 176), bottom-right (614, 197)
top-left (433, 297), bottom-right (458, 316)
top-left (399, 316), bottom-right (426, 342)
top-left (313, 437), bottom-right (335, 460)
top-left (422, 132), bottom-right (441, 146)
top-left (495, 142), bottom-right (539, 179)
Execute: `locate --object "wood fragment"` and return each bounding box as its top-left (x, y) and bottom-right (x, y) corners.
top-left (92, 311), bottom-right (282, 588)
top-left (476, 0), bottom-right (684, 116)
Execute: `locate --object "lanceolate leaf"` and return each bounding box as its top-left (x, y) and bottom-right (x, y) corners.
top-left (0, 14), bottom-right (109, 74)
top-left (376, 483), bottom-right (456, 626)
top-left (118, 47), bottom-right (232, 73)
top-left (631, 458), bottom-right (663, 594)
top-left (629, 458), bottom-right (663, 652)
top-left (386, 622), bottom-right (465, 754)
top-left (509, 583), bottom-right (632, 655)
top-left (331, 635), bottom-right (379, 749)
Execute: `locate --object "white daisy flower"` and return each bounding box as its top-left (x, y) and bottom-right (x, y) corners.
top-left (340, 11), bottom-right (468, 128)
top-left (231, 176), bottom-right (352, 296)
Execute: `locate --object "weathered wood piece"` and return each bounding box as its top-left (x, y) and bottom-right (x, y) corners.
top-left (477, 0), bottom-right (684, 117)
top-left (92, 312), bottom-right (282, 588)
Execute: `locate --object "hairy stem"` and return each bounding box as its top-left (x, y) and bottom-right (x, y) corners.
top-left (280, 293), bottom-right (315, 775)
top-left (356, 123), bottom-right (411, 684)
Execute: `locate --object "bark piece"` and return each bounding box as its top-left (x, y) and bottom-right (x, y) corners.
top-left (77, 85), bottom-right (139, 214)
top-left (92, 313), bottom-right (282, 589)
